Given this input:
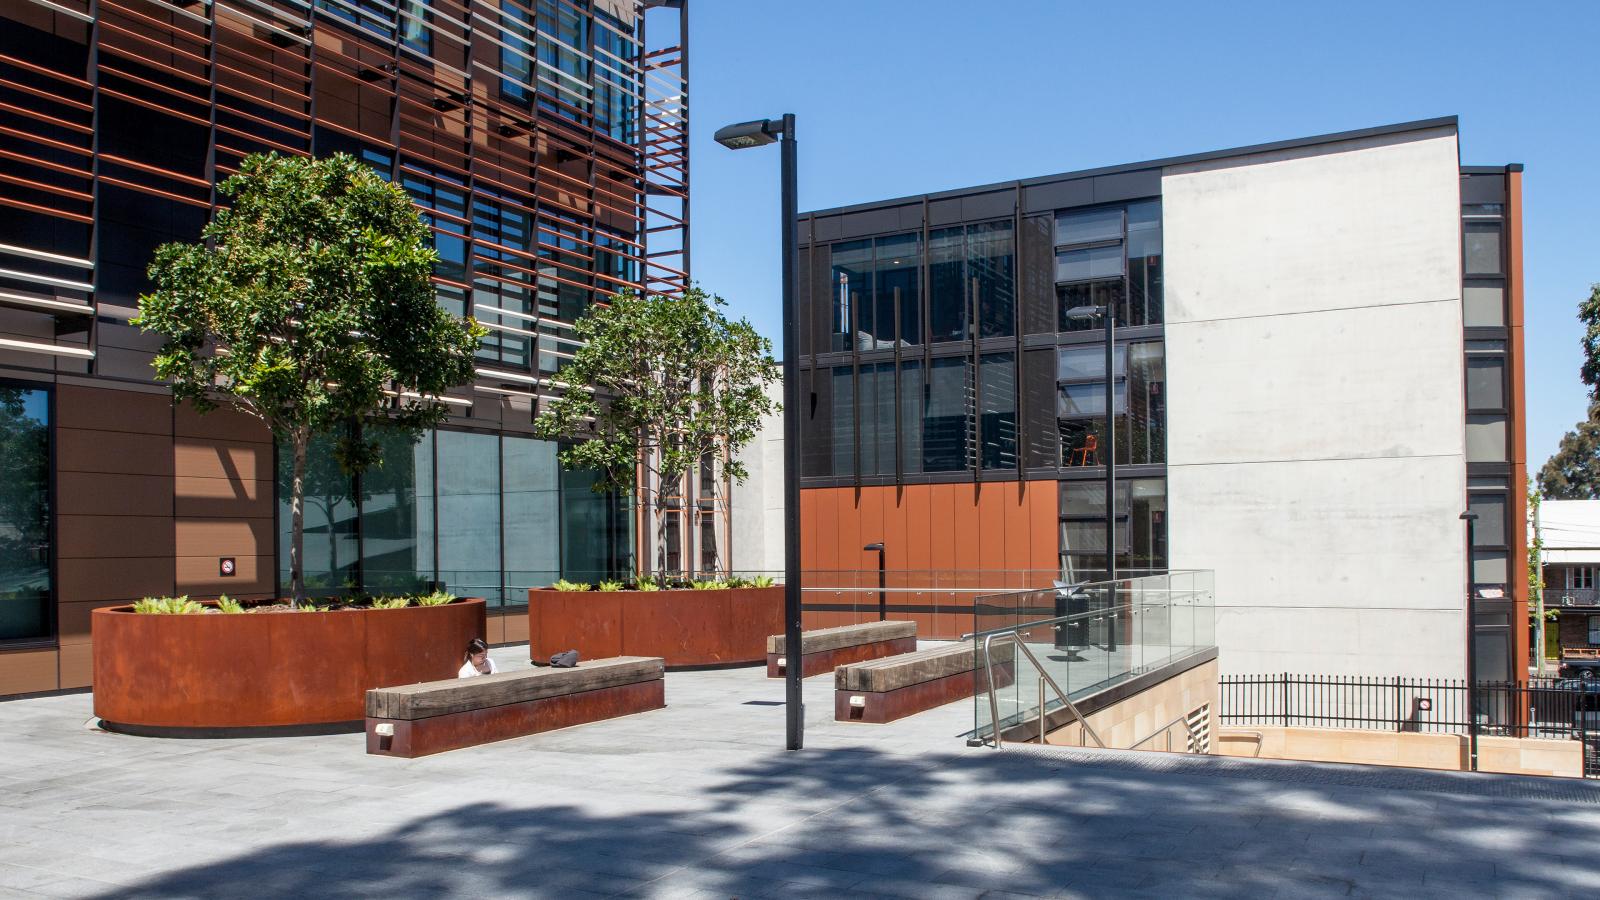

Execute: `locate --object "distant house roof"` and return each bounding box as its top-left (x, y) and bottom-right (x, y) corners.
top-left (1541, 499), bottom-right (1600, 565)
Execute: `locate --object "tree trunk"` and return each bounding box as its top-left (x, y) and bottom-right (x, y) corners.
top-left (290, 434), bottom-right (308, 607)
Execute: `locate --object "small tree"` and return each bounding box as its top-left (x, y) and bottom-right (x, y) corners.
top-left (135, 152), bottom-right (484, 603)
top-left (534, 288), bottom-right (779, 579)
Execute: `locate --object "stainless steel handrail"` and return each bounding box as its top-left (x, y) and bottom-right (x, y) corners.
top-left (1129, 710), bottom-right (1204, 753)
top-left (979, 630), bottom-right (1106, 750)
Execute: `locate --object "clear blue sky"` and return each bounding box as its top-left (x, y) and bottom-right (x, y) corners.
top-left (684, 0), bottom-right (1598, 472)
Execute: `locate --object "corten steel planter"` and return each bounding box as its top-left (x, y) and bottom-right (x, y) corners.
top-left (92, 598), bottom-right (486, 732)
top-left (528, 587), bottom-right (783, 669)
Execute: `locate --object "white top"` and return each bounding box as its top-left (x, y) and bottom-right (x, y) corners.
top-left (458, 657), bottom-right (499, 678)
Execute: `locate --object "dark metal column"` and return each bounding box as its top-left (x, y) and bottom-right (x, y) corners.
top-left (1461, 510), bottom-right (1479, 771)
top-left (780, 113), bottom-right (803, 751)
top-left (1104, 308), bottom-right (1117, 650)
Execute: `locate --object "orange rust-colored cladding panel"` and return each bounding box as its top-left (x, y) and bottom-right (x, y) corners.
top-left (1507, 168), bottom-right (1530, 681)
top-left (528, 588), bottom-right (782, 668)
top-left (92, 599), bottom-right (486, 729)
top-left (801, 482), bottom-right (1060, 639)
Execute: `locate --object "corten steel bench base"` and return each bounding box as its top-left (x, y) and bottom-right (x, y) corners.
top-left (766, 621), bottom-right (918, 679)
top-left (835, 664), bottom-right (1015, 724)
top-left (834, 643), bottom-right (1015, 724)
top-left (365, 656), bottom-right (664, 758)
top-left (767, 638), bottom-right (919, 679)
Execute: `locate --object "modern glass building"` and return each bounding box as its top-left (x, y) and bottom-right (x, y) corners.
top-left (796, 118), bottom-right (1529, 684)
top-left (0, 0), bottom-right (692, 695)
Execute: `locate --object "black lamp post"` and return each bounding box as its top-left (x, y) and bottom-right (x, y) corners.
top-left (715, 114), bottom-right (802, 750)
top-left (863, 542), bottom-right (885, 620)
top-left (1460, 509), bottom-right (1479, 772)
top-left (1063, 303), bottom-right (1116, 649)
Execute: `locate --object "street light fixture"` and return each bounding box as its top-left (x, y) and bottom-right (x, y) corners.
top-left (717, 113), bottom-right (802, 750)
top-left (864, 543), bottom-right (886, 621)
top-left (1460, 509), bottom-right (1479, 772)
top-left (1063, 303), bottom-right (1117, 649)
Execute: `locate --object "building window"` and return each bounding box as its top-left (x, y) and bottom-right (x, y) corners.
top-left (279, 429), bottom-right (630, 605)
top-left (399, 1), bottom-right (431, 54)
top-left (1465, 415), bottom-right (1508, 463)
top-left (979, 352), bottom-right (1017, 470)
top-left (1056, 201), bottom-right (1161, 330)
top-left (1463, 221), bottom-right (1503, 276)
top-left (1059, 478), bottom-right (1167, 582)
top-left (1462, 280), bottom-right (1505, 328)
top-left (923, 357), bottom-right (973, 473)
top-left (0, 385), bottom-right (51, 642)
top-left (1568, 568), bottom-right (1594, 590)
top-left (1590, 615), bottom-right (1600, 646)
top-left (831, 234), bottom-right (924, 351)
top-left (1056, 342), bottom-right (1165, 468)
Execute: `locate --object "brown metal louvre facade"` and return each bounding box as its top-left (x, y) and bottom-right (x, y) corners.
top-left (0, 0), bottom-right (689, 695)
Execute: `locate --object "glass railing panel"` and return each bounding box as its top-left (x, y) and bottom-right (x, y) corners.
top-left (969, 570), bottom-right (1216, 744)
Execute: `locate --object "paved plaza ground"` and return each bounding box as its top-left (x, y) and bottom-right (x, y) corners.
top-left (2, 643), bottom-right (1599, 899)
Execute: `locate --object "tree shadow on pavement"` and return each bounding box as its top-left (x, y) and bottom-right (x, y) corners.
top-left (95, 746), bottom-right (1600, 899)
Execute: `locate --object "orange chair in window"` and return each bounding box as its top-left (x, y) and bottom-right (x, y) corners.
top-left (1072, 434), bottom-right (1098, 467)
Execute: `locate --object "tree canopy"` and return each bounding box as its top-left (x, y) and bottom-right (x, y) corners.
top-left (135, 151), bottom-right (484, 600)
top-left (533, 286), bottom-right (778, 520)
top-left (1539, 402), bottom-right (1600, 499)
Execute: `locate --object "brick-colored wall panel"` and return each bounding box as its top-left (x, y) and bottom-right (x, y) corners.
top-left (55, 384), bottom-right (172, 435)
top-left (59, 557), bottom-right (174, 604)
top-left (175, 518), bottom-right (273, 559)
top-left (57, 515), bottom-right (176, 560)
top-left (57, 472), bottom-right (172, 517)
top-left (175, 553), bottom-right (274, 597)
top-left (174, 440), bottom-right (273, 482)
top-left (57, 428), bottom-right (175, 477)
top-left (174, 476), bottom-right (273, 519)
top-left (0, 649), bottom-right (59, 696)
top-left (58, 643), bottom-right (92, 690)
top-left (174, 404), bottom-right (272, 444)
top-left (57, 599), bottom-right (127, 644)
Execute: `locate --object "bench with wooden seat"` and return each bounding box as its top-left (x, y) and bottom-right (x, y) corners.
top-left (365, 656), bottom-right (664, 758)
top-left (766, 621), bottom-right (917, 679)
top-left (834, 642), bottom-right (1014, 724)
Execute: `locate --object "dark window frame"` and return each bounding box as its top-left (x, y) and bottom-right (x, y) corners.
top-left (0, 378), bottom-right (56, 649)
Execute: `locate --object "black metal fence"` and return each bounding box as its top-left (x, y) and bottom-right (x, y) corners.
top-left (1218, 674), bottom-right (1600, 777)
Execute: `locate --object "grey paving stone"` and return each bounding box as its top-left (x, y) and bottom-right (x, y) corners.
top-left (0, 648), bottom-right (1597, 900)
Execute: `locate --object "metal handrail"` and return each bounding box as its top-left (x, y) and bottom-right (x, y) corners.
top-left (978, 629), bottom-right (1106, 750)
top-left (1129, 710), bottom-right (1204, 753)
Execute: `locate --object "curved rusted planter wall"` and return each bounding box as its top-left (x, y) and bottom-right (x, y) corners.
top-left (529, 587), bottom-right (783, 669)
top-left (92, 599), bottom-right (487, 730)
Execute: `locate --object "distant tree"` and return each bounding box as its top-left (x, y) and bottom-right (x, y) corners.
top-left (533, 288), bottom-right (779, 579)
top-left (1578, 282), bottom-right (1600, 390)
top-left (135, 152), bottom-right (484, 603)
top-left (1539, 402), bottom-right (1600, 499)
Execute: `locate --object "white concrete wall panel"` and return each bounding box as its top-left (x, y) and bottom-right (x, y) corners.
top-left (1162, 128), bottom-right (1467, 680)
top-left (729, 383), bottom-right (785, 575)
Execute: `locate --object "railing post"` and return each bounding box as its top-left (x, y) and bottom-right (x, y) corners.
top-left (1394, 676), bottom-right (1401, 733)
top-left (1281, 672), bottom-right (1289, 728)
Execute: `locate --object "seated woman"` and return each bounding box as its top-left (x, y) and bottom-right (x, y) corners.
top-left (458, 638), bottom-right (498, 678)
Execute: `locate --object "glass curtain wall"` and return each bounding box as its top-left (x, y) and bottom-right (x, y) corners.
top-left (1059, 479), bottom-right (1168, 582)
top-left (1057, 342), bottom-right (1165, 467)
top-left (0, 386), bottom-right (51, 642)
top-left (278, 428), bottom-right (631, 605)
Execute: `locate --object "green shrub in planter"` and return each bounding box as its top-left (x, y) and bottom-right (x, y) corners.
top-left (415, 591), bottom-right (455, 607)
top-left (371, 597), bottom-right (410, 610)
top-left (215, 595), bottom-right (245, 614)
top-left (597, 581), bottom-right (624, 592)
top-left (132, 596), bottom-right (204, 615)
top-left (552, 579), bottom-right (591, 592)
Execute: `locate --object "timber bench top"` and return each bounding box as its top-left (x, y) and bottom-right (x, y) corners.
top-left (836, 643), bottom-right (1010, 693)
top-left (366, 656), bottom-right (664, 720)
top-left (767, 620), bottom-right (916, 655)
